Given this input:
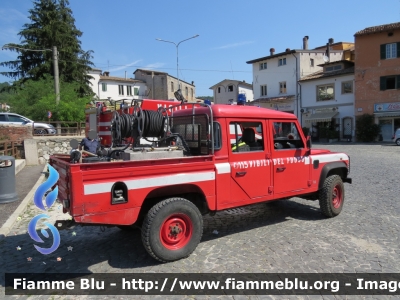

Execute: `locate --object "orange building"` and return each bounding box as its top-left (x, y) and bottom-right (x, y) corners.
top-left (354, 22), bottom-right (400, 141)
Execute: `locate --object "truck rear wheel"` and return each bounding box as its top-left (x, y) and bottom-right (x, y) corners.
top-left (319, 175), bottom-right (344, 217)
top-left (141, 197), bottom-right (203, 262)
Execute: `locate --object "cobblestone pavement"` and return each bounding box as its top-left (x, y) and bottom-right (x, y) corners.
top-left (1, 144), bottom-right (399, 300)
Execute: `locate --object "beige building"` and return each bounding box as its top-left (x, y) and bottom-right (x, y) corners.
top-left (133, 69), bottom-right (196, 101)
top-left (209, 79), bottom-right (253, 105)
top-left (246, 36), bottom-right (353, 117)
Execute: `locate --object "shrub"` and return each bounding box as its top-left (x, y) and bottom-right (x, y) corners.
top-left (327, 130), bottom-right (340, 139)
top-left (7, 75), bottom-right (92, 122)
top-left (302, 127), bottom-right (310, 136)
top-left (319, 127), bottom-right (330, 139)
top-left (355, 114), bottom-right (381, 142)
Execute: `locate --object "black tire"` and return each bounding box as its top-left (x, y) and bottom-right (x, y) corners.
top-left (319, 175), bottom-right (345, 217)
top-left (34, 128), bottom-right (47, 135)
top-left (141, 197), bottom-right (203, 262)
top-left (396, 139), bottom-right (400, 146)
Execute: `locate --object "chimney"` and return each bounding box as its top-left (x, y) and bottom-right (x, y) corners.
top-left (329, 38), bottom-right (334, 45)
top-left (270, 48), bottom-right (275, 55)
top-left (286, 48), bottom-right (291, 53)
top-left (191, 81), bottom-right (194, 85)
top-left (103, 71), bottom-right (109, 77)
top-left (303, 36), bottom-right (309, 50)
top-left (243, 80), bottom-right (245, 83)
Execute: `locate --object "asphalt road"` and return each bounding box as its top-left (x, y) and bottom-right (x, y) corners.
top-left (1, 144), bottom-right (399, 299)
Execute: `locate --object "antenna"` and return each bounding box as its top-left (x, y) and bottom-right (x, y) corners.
top-left (323, 55), bottom-right (330, 63)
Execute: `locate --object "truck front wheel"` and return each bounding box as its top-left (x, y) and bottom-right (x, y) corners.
top-left (141, 197), bottom-right (203, 262)
top-left (319, 175), bottom-right (344, 217)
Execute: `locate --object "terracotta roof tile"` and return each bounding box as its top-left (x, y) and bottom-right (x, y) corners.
top-left (355, 22), bottom-right (400, 36)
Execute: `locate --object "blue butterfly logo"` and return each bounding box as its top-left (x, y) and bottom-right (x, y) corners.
top-left (28, 164), bottom-right (61, 255)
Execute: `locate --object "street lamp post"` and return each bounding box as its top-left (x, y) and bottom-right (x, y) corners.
top-left (156, 34), bottom-right (199, 94)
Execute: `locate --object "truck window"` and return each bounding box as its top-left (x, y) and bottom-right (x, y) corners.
top-left (230, 121), bottom-right (264, 152)
top-left (272, 121), bottom-right (304, 150)
top-left (170, 114), bottom-right (210, 155)
top-left (213, 122), bottom-right (222, 150)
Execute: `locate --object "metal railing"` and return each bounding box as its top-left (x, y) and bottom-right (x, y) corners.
top-left (32, 121), bottom-right (86, 136)
top-left (0, 140), bottom-right (24, 158)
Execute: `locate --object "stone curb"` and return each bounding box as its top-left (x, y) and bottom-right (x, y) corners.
top-left (15, 159), bottom-right (26, 175)
top-left (0, 164), bottom-right (47, 241)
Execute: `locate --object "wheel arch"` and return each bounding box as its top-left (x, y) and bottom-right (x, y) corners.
top-left (318, 162), bottom-right (348, 190)
top-left (137, 184), bottom-right (210, 223)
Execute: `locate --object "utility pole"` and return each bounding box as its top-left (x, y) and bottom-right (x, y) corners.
top-left (52, 46), bottom-right (61, 133)
top-left (52, 46), bottom-right (60, 105)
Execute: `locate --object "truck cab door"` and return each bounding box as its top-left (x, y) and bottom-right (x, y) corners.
top-left (270, 120), bottom-right (310, 194)
top-left (224, 119), bottom-right (272, 207)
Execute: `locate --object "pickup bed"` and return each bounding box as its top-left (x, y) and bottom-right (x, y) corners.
top-left (50, 104), bottom-right (351, 262)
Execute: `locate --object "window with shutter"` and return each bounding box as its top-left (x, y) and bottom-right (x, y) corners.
top-left (385, 43), bottom-right (397, 59)
top-left (380, 77), bottom-right (386, 90)
top-left (380, 76), bottom-right (400, 90)
top-left (381, 44), bottom-right (386, 59)
top-left (386, 76), bottom-right (396, 89)
top-left (397, 42), bottom-right (400, 58)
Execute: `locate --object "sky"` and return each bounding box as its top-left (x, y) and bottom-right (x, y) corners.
top-left (0, 0), bottom-right (399, 97)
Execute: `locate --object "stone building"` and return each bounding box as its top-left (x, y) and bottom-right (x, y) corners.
top-left (133, 69), bottom-right (196, 101)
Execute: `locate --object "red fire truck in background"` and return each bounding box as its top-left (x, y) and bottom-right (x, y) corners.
top-left (51, 102), bottom-right (352, 262)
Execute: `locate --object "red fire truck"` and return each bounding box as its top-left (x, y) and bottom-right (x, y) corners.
top-left (50, 103), bottom-right (351, 262)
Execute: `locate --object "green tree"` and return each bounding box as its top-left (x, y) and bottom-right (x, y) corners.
top-left (7, 75), bottom-right (91, 122)
top-left (0, 0), bottom-right (94, 95)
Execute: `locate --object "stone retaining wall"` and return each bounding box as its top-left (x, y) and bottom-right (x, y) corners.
top-left (24, 136), bottom-right (84, 165)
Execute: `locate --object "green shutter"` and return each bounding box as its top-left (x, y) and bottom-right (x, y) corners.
top-left (380, 77), bottom-right (386, 90)
top-left (380, 44), bottom-right (386, 59)
top-left (397, 42), bottom-right (400, 58)
top-left (397, 75), bottom-right (400, 89)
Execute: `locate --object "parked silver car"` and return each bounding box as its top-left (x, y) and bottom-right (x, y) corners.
top-left (393, 128), bottom-right (400, 146)
top-left (0, 112), bottom-right (56, 135)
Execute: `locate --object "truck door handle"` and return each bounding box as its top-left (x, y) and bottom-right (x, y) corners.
top-left (236, 171), bottom-right (247, 176)
top-left (277, 166), bottom-right (286, 172)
